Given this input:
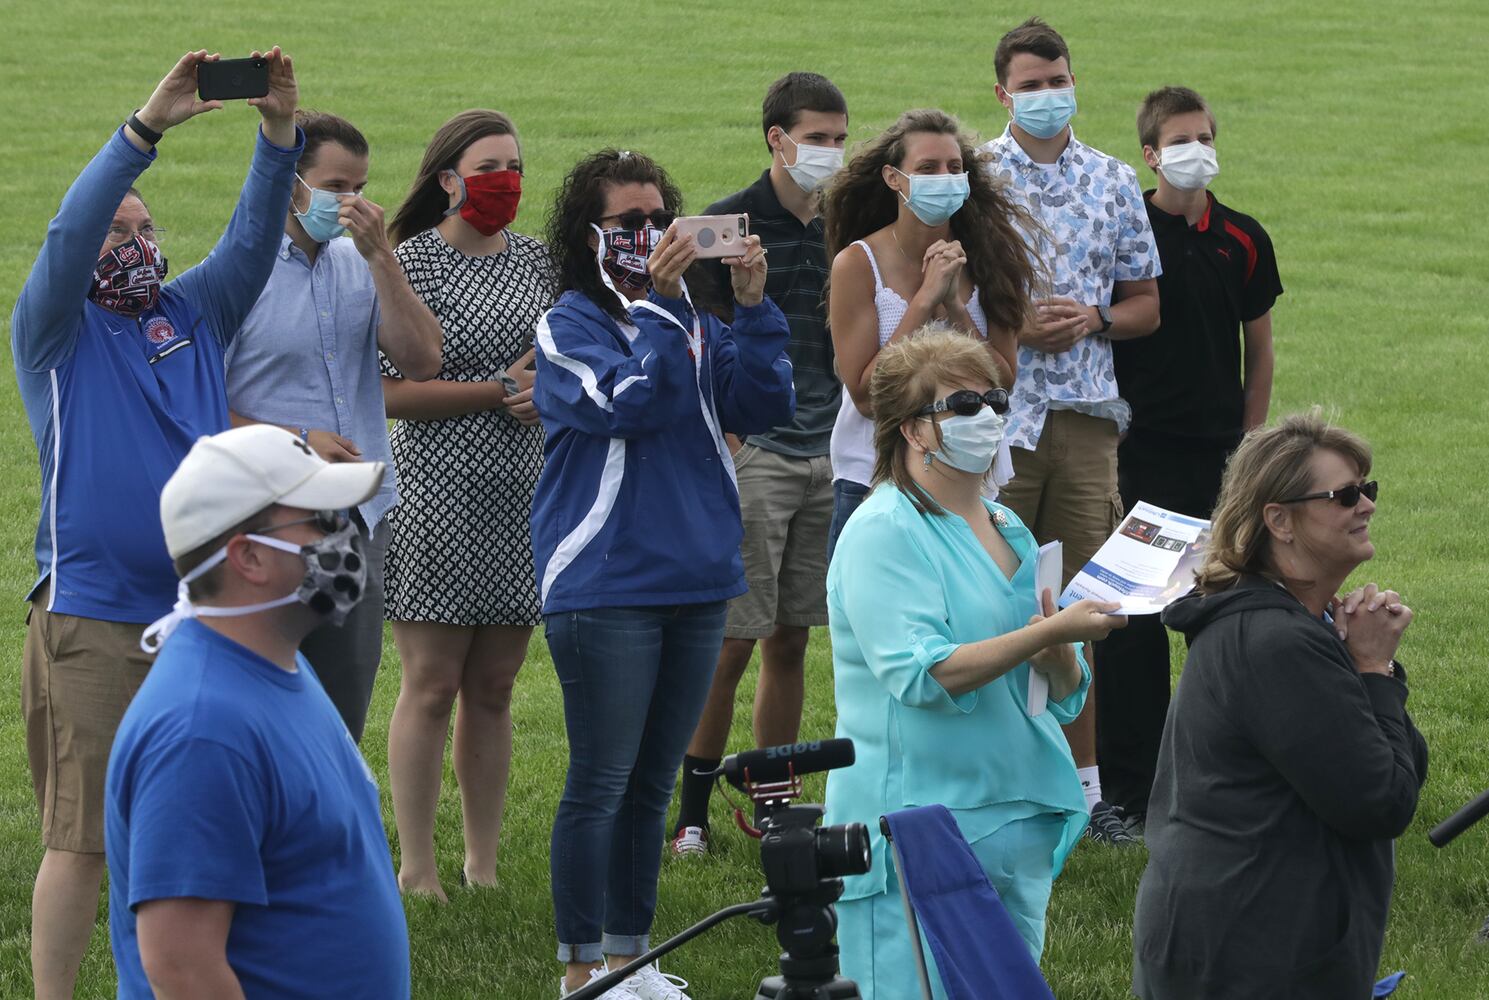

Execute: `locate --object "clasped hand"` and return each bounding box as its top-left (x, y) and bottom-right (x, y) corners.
top-left (1330, 583), bottom-right (1412, 676)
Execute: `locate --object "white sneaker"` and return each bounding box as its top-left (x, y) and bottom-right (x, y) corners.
top-left (670, 826), bottom-right (708, 857)
top-left (625, 963), bottom-right (691, 1000)
top-left (559, 967), bottom-right (644, 999)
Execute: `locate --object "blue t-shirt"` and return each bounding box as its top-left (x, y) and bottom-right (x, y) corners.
top-left (105, 620), bottom-right (409, 999)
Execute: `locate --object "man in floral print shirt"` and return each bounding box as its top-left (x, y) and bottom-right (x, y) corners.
top-left (981, 17), bottom-right (1161, 846)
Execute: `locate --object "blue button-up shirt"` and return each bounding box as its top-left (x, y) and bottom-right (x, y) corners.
top-left (982, 127), bottom-right (1162, 451)
top-left (226, 235), bottom-right (397, 527)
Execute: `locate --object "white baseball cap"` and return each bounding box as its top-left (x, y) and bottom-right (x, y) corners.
top-left (160, 425), bottom-right (386, 558)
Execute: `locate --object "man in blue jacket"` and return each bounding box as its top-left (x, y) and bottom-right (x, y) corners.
top-left (11, 48), bottom-right (302, 997)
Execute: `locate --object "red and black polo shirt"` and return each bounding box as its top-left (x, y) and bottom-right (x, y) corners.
top-left (1113, 191), bottom-right (1282, 444)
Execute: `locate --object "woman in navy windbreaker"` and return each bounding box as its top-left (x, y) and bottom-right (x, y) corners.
top-left (533, 149), bottom-right (793, 998)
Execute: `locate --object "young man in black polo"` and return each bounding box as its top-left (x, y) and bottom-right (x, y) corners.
top-left (671, 72), bottom-right (848, 855)
top-left (1098, 86), bottom-right (1282, 835)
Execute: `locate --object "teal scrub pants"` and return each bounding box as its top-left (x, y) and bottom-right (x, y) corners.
top-left (835, 813), bottom-right (1065, 1000)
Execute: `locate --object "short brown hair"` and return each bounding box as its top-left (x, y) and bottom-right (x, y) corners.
top-left (295, 109), bottom-right (370, 171)
top-left (1136, 86), bottom-right (1218, 151)
top-left (869, 327), bottom-right (1006, 516)
top-left (1196, 410), bottom-right (1372, 594)
top-left (761, 72), bottom-right (847, 151)
top-left (994, 17), bottom-right (1071, 84)
top-left (172, 507), bottom-right (277, 602)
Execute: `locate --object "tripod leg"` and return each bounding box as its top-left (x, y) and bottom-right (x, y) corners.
top-left (888, 837), bottom-right (937, 1000)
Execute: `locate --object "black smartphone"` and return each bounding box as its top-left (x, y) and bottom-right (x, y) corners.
top-left (196, 57), bottom-right (270, 101)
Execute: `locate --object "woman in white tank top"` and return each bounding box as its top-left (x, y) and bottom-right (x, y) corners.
top-left (821, 108), bottom-right (1042, 559)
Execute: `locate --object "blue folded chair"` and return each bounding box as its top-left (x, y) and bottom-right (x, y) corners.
top-left (881, 805), bottom-right (1056, 1000)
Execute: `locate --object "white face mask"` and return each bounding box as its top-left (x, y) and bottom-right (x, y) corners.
top-left (1157, 141), bottom-right (1219, 191)
top-left (779, 132), bottom-right (844, 193)
top-left (921, 407), bottom-right (1007, 474)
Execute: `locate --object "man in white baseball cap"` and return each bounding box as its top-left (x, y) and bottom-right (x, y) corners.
top-left (104, 424), bottom-right (410, 999)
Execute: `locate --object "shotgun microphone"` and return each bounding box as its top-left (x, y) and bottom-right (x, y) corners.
top-left (719, 739), bottom-right (855, 787)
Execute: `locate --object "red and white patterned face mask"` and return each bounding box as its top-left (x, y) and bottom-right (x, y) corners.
top-left (594, 222), bottom-right (666, 290)
top-left (89, 236), bottom-right (168, 316)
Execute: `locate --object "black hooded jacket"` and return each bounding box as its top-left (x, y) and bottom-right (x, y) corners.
top-left (1132, 575), bottom-right (1429, 1000)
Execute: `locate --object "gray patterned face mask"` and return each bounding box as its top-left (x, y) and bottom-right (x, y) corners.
top-left (142, 521), bottom-right (367, 653)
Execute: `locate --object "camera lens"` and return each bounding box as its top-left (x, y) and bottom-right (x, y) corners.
top-left (814, 822), bottom-right (871, 879)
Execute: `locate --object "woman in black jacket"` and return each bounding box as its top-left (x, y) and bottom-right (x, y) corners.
top-left (1132, 410), bottom-right (1428, 1000)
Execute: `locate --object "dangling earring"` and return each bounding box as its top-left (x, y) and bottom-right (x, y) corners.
top-left (922, 450), bottom-right (934, 470)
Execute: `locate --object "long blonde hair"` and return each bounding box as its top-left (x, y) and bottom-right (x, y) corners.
top-left (868, 327), bottom-right (1005, 515)
top-left (1197, 409), bottom-right (1372, 594)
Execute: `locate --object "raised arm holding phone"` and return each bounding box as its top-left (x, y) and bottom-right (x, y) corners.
top-left (12, 47), bottom-right (302, 1000)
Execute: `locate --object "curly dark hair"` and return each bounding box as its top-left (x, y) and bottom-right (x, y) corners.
top-left (546, 149), bottom-right (684, 323)
top-left (822, 108), bottom-right (1044, 338)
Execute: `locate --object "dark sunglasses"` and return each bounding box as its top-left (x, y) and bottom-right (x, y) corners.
top-left (257, 509), bottom-right (350, 536)
top-left (1279, 480), bottom-right (1378, 508)
top-left (918, 388), bottom-right (1010, 418)
top-left (600, 209), bottom-right (676, 231)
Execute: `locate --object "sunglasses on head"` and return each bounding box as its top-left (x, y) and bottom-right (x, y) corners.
top-left (1278, 480), bottom-right (1378, 508)
top-left (258, 509), bottom-right (351, 536)
top-left (601, 209), bottom-right (676, 231)
top-left (918, 388), bottom-right (1010, 418)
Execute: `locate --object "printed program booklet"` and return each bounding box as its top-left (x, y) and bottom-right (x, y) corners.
top-left (1058, 501), bottom-right (1212, 615)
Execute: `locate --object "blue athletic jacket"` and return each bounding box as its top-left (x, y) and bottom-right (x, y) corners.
top-left (531, 287), bottom-right (795, 613)
top-left (10, 125), bottom-right (302, 623)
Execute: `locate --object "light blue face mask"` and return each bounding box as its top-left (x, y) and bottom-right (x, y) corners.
top-left (1009, 87), bottom-right (1077, 140)
top-left (923, 407), bottom-right (1006, 474)
top-left (893, 169), bottom-right (971, 226)
top-left (294, 174), bottom-right (351, 243)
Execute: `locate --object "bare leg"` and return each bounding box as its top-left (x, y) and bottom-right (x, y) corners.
top-left (453, 624), bottom-right (532, 886)
top-left (752, 625), bottom-right (810, 747)
top-left (387, 620), bottom-right (475, 902)
top-left (32, 848), bottom-right (106, 1000)
top-left (685, 638), bottom-right (757, 759)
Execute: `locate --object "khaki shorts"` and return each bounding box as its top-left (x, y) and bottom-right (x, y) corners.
top-left (22, 582), bottom-right (153, 853)
top-left (998, 409), bottom-right (1125, 587)
top-left (724, 445), bottom-right (834, 640)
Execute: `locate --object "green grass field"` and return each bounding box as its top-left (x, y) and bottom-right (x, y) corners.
top-left (3, 1), bottom-right (1489, 997)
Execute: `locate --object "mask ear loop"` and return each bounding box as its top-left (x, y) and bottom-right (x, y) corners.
top-left (138, 535), bottom-right (308, 654)
top-left (590, 222), bottom-right (634, 314)
top-left (441, 171), bottom-right (468, 218)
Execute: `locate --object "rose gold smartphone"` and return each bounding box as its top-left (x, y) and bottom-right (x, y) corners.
top-left (672, 214), bottom-right (750, 258)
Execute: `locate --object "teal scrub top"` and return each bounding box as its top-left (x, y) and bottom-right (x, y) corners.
top-left (823, 484), bottom-right (1091, 901)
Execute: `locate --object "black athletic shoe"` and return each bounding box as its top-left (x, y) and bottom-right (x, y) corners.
top-left (1086, 801), bottom-right (1141, 846)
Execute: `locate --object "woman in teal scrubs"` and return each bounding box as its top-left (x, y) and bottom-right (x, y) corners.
top-left (824, 328), bottom-right (1125, 997)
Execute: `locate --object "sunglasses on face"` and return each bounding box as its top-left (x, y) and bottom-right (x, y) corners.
top-left (1278, 480), bottom-right (1378, 508)
top-left (600, 209), bottom-right (676, 231)
top-left (917, 388), bottom-right (1010, 418)
top-left (258, 509), bottom-right (351, 537)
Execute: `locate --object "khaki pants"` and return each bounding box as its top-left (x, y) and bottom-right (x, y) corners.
top-left (998, 410), bottom-right (1125, 586)
top-left (724, 446), bottom-right (833, 640)
top-left (22, 582), bottom-right (153, 853)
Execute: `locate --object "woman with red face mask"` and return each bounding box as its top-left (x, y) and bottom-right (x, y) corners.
top-left (381, 109), bottom-right (555, 901)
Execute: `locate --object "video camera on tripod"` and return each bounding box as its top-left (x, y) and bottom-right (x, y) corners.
top-left (566, 738), bottom-right (871, 1000)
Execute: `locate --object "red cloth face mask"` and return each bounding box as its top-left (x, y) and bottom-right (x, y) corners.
top-left (444, 170), bottom-right (521, 236)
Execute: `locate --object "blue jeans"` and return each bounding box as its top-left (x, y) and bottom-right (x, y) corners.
top-left (826, 479), bottom-right (871, 565)
top-left (546, 603), bottom-right (728, 963)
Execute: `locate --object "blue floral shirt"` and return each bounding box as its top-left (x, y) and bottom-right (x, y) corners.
top-left (981, 127), bottom-right (1161, 451)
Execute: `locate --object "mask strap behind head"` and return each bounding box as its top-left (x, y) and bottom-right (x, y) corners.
top-left (139, 534), bottom-right (305, 654)
top-left (442, 171), bottom-right (468, 217)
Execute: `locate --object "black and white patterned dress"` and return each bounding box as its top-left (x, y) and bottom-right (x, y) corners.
top-left (381, 227), bottom-right (555, 625)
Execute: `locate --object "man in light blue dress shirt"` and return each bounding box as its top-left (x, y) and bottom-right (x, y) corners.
top-left (227, 110), bottom-right (442, 741)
